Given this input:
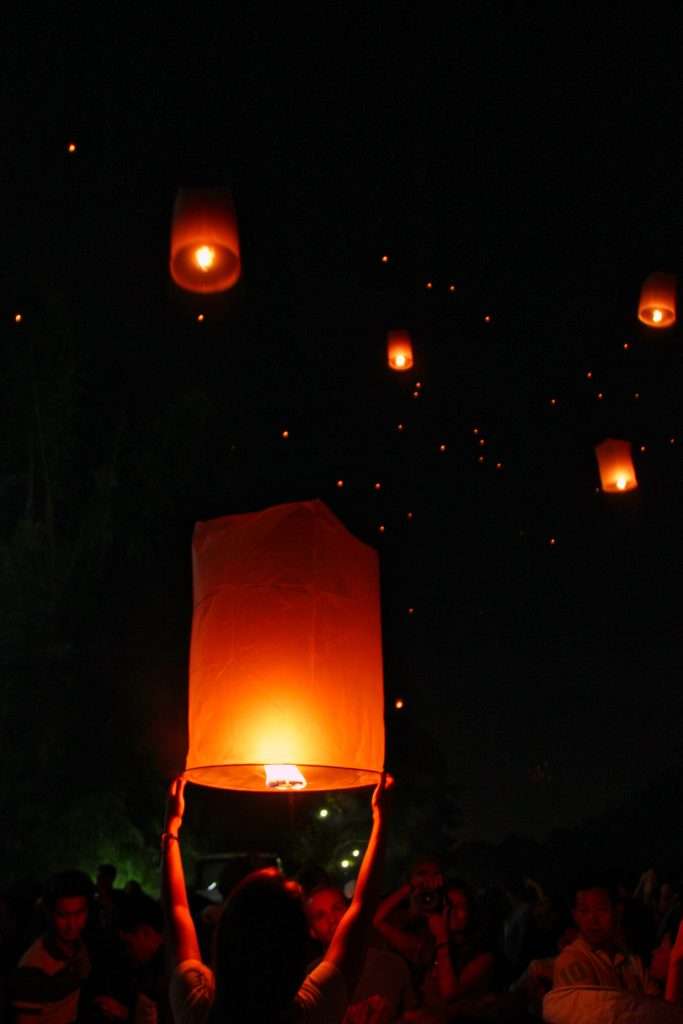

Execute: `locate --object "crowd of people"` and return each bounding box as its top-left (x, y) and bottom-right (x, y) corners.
top-left (2, 776), bottom-right (683, 1023)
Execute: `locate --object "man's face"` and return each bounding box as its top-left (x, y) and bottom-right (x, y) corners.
top-left (50, 896), bottom-right (88, 945)
top-left (572, 888), bottom-right (617, 948)
top-left (306, 888), bottom-right (347, 948)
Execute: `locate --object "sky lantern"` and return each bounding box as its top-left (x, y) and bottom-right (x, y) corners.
top-left (638, 272), bottom-right (676, 328)
top-left (170, 187), bottom-right (241, 293)
top-left (387, 329), bottom-right (414, 371)
top-left (595, 438), bottom-right (638, 493)
top-left (184, 500), bottom-right (385, 792)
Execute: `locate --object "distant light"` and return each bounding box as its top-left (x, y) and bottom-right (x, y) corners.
top-left (624, 342), bottom-right (631, 350)
top-left (281, 430), bottom-right (289, 439)
top-left (549, 537), bottom-right (557, 546)
top-left (378, 524), bottom-right (385, 533)
top-left (407, 511), bottom-right (414, 520)
top-left (397, 423), bottom-right (404, 431)
top-left (439, 443), bottom-right (447, 452)
top-left (426, 281), bottom-right (433, 290)
top-left (473, 427), bottom-right (480, 435)
top-left (394, 698), bottom-right (405, 710)
top-left (381, 254), bottom-right (389, 263)
top-left (407, 607), bottom-right (415, 615)
top-left (484, 314), bottom-right (492, 323)
top-left (413, 391), bottom-right (420, 398)
top-left (640, 445), bottom-right (647, 453)
top-left (633, 393), bottom-right (640, 400)
top-left (352, 849), bottom-right (360, 857)
top-left (478, 455), bottom-right (485, 463)
top-left (550, 398), bottom-right (557, 406)
top-left (479, 438), bottom-right (486, 446)
top-left (336, 479), bottom-right (344, 488)
top-left (670, 437), bottom-right (676, 445)
top-left (586, 371), bottom-right (593, 379)
top-left (194, 245), bottom-right (216, 271)
top-left (449, 284), bottom-right (456, 292)
top-left (196, 313), bottom-right (205, 322)
top-left (374, 482), bottom-right (381, 490)
top-left (319, 808), bottom-right (329, 819)
top-left (596, 392), bottom-right (604, 400)
top-left (415, 381), bottom-right (422, 389)
top-left (67, 142), bottom-right (77, 153)
top-left (341, 859), bottom-right (350, 869)
top-left (14, 313), bottom-right (22, 323)
top-left (207, 881), bottom-right (217, 890)
top-left (496, 462), bottom-right (503, 470)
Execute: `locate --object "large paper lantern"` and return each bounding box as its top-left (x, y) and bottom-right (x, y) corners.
top-left (595, 438), bottom-right (638, 493)
top-left (638, 272), bottom-right (676, 328)
top-left (387, 330), bottom-right (414, 371)
top-left (170, 187), bottom-right (241, 293)
top-left (185, 500), bottom-right (385, 792)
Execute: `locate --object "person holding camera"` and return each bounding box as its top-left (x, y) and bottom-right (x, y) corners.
top-left (372, 859), bottom-right (445, 986)
top-left (419, 880), bottom-right (496, 1016)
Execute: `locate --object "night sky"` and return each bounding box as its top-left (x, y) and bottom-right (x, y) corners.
top-left (3, 9), bottom-right (683, 850)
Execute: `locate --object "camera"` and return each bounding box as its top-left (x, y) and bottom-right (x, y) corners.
top-left (410, 886), bottom-right (444, 915)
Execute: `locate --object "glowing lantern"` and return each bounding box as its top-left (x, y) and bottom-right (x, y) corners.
top-left (595, 439), bottom-right (638, 493)
top-left (638, 272), bottom-right (676, 328)
top-left (387, 330), bottom-right (414, 372)
top-left (185, 500), bottom-right (385, 792)
top-left (170, 187), bottom-right (241, 293)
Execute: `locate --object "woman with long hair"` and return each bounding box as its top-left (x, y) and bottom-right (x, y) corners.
top-left (162, 774), bottom-right (392, 1024)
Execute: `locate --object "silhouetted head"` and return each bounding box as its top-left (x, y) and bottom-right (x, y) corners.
top-left (211, 867), bottom-right (309, 1024)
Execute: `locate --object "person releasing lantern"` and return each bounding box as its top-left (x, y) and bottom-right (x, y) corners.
top-left (638, 272), bottom-right (676, 328)
top-left (387, 330), bottom-right (414, 371)
top-left (169, 187), bottom-right (241, 293)
top-left (595, 439), bottom-right (638, 493)
top-left (184, 500), bottom-right (385, 792)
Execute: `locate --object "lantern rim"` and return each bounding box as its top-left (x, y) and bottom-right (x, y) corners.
top-left (183, 763), bottom-right (384, 793)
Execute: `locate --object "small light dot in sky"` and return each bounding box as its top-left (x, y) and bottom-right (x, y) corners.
top-left (624, 342), bottom-right (630, 350)
top-left (549, 537), bottom-right (557, 545)
top-left (633, 393), bottom-right (640, 399)
top-left (394, 698), bottom-right (405, 710)
top-left (196, 313), bottom-right (205, 322)
top-left (407, 512), bottom-right (414, 520)
top-left (14, 313), bottom-right (22, 323)
top-left (484, 314), bottom-right (492, 322)
top-left (449, 284), bottom-right (456, 292)
top-left (426, 281), bottom-right (433, 289)
top-left (281, 430), bottom-right (289, 439)
top-left (336, 479), bottom-right (344, 488)
top-left (378, 524), bottom-right (385, 533)
top-left (586, 371), bottom-right (593, 379)
top-left (550, 398), bottom-right (557, 406)
top-left (381, 254), bottom-right (389, 263)
top-left (397, 423), bottom-right (404, 431)
top-left (597, 392), bottom-right (604, 400)
top-left (496, 462), bottom-right (503, 470)
top-left (439, 443), bottom-right (447, 452)
top-left (67, 142), bottom-right (77, 153)
top-left (407, 607), bottom-right (415, 615)
top-left (640, 445), bottom-right (647, 453)
top-left (374, 482), bottom-right (381, 490)
top-left (478, 455), bottom-right (485, 463)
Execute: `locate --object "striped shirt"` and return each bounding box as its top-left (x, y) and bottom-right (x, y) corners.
top-left (12, 935), bottom-right (91, 1024)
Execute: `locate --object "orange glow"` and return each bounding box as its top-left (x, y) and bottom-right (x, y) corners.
top-left (633, 393), bottom-right (640, 400)
top-left (550, 398), bottom-right (557, 406)
top-left (478, 455), bottom-right (485, 463)
top-left (426, 281), bottom-right (433, 290)
top-left (586, 371), bottom-right (593, 379)
top-left (407, 511), bottom-right (413, 520)
top-left (197, 313), bottom-right (205, 322)
top-left (185, 501), bottom-right (385, 792)
top-left (638, 272), bottom-right (676, 328)
top-left (597, 392), bottom-right (604, 400)
top-left (281, 430), bottom-right (289, 439)
top-left (381, 254), bottom-right (389, 263)
top-left (473, 427), bottom-right (479, 435)
top-left (640, 445), bottom-right (647, 453)
top-left (14, 313), bottom-right (22, 323)
top-left (387, 330), bottom-right (414, 372)
top-left (378, 524), bottom-right (385, 533)
top-left (397, 423), bottom-right (404, 432)
top-left (439, 443), bottom-right (447, 452)
top-left (449, 284), bottom-right (456, 292)
top-left (67, 142), bottom-right (76, 153)
top-left (265, 764), bottom-right (307, 790)
top-left (374, 482), bottom-right (381, 490)
top-left (549, 537), bottom-right (557, 546)
top-left (407, 607), bottom-right (414, 615)
top-left (394, 698), bottom-right (405, 710)
top-left (496, 462), bottom-right (503, 470)
top-left (170, 187), bottom-right (241, 293)
top-left (484, 314), bottom-right (492, 323)
top-left (595, 438), bottom-right (638, 493)
top-left (336, 479), bottom-right (344, 488)
top-left (624, 342), bottom-right (630, 350)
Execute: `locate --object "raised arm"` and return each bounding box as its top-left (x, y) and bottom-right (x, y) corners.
top-left (161, 776), bottom-right (202, 967)
top-left (372, 882), bottom-right (426, 960)
top-left (665, 919), bottom-right (683, 1003)
top-left (324, 773), bottom-right (393, 994)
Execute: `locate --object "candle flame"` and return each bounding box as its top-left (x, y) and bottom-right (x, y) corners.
top-left (616, 475), bottom-right (628, 491)
top-left (195, 245), bottom-right (216, 271)
top-left (652, 308), bottom-right (663, 323)
top-left (264, 764), bottom-right (307, 790)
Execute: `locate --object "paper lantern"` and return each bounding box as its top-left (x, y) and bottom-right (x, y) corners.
top-left (387, 330), bottom-right (414, 371)
top-left (638, 272), bottom-right (676, 328)
top-left (185, 500), bottom-right (385, 792)
top-left (595, 438), bottom-right (638, 493)
top-left (170, 188), bottom-right (241, 293)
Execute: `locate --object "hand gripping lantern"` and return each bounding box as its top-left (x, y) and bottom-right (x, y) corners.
top-left (184, 501), bottom-right (385, 791)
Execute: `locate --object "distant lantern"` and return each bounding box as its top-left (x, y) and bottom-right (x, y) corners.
top-left (595, 438), bottom-right (638, 493)
top-left (170, 187), bottom-right (241, 293)
top-left (638, 272), bottom-right (676, 328)
top-left (185, 500), bottom-right (385, 792)
top-left (387, 330), bottom-right (414, 371)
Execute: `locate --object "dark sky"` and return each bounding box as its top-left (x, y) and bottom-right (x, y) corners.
top-left (3, 9), bottom-right (683, 843)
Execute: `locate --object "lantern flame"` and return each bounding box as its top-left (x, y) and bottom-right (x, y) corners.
top-left (595, 439), bottom-right (638, 493)
top-left (264, 764), bottom-right (308, 790)
top-left (395, 353), bottom-right (406, 368)
top-left (195, 245), bottom-right (216, 271)
top-left (652, 309), bottom-right (663, 323)
top-left (387, 330), bottom-right (414, 372)
top-left (638, 272), bottom-right (676, 328)
top-left (616, 475), bottom-right (627, 491)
